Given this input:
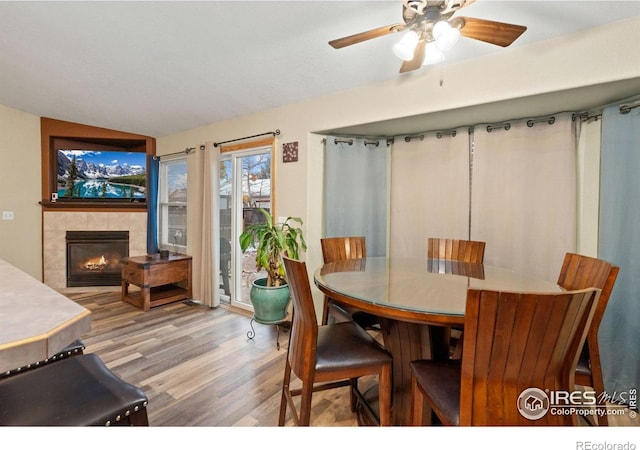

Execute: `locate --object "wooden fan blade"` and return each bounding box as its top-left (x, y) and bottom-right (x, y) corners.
top-left (329, 23), bottom-right (406, 49)
top-left (399, 39), bottom-right (426, 73)
top-left (458, 16), bottom-right (526, 47)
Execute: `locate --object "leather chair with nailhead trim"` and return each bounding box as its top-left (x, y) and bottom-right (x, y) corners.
top-left (1, 339), bottom-right (86, 379)
top-left (0, 353), bottom-right (149, 426)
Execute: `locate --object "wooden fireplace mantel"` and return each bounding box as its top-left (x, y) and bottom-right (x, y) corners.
top-left (39, 201), bottom-right (147, 212)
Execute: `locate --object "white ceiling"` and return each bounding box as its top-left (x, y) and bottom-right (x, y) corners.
top-left (1, 1), bottom-right (639, 138)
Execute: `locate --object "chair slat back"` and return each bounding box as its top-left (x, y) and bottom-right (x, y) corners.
top-left (459, 287), bottom-right (600, 425)
top-left (282, 256), bottom-right (318, 380)
top-left (321, 237), bottom-right (366, 263)
top-left (556, 252), bottom-right (619, 412)
top-left (427, 238), bottom-right (486, 264)
top-left (556, 253), bottom-right (619, 352)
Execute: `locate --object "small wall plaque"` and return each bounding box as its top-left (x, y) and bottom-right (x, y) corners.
top-left (282, 141), bottom-right (298, 163)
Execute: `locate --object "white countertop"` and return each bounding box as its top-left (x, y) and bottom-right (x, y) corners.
top-left (0, 258), bottom-right (91, 373)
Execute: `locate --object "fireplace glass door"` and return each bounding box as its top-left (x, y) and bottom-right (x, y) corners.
top-left (66, 231), bottom-right (129, 287)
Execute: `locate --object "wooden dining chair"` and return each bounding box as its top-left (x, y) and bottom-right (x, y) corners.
top-left (320, 236), bottom-right (379, 329)
top-left (278, 256), bottom-right (392, 426)
top-left (556, 252), bottom-right (619, 426)
top-left (427, 237), bottom-right (486, 358)
top-left (409, 287), bottom-right (600, 426)
top-left (427, 237), bottom-right (486, 264)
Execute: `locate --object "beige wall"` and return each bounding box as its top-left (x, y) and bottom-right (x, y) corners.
top-left (0, 104), bottom-right (42, 279)
top-left (156, 17), bottom-right (640, 282)
top-left (0, 17), bottom-right (638, 283)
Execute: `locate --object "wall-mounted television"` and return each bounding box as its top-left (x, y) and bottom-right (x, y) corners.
top-left (57, 149), bottom-right (147, 201)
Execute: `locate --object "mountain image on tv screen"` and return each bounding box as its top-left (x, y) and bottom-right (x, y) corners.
top-left (57, 150), bottom-right (146, 200)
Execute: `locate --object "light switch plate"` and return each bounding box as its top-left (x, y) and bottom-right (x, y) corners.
top-left (2, 211), bottom-right (15, 220)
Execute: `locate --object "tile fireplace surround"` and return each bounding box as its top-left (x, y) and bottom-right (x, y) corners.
top-left (43, 211), bottom-right (147, 290)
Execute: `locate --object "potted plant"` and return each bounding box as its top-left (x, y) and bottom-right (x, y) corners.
top-left (239, 208), bottom-right (307, 323)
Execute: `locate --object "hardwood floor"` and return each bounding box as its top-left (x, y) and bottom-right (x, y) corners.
top-left (68, 289), bottom-right (363, 426)
top-left (67, 289), bottom-right (638, 427)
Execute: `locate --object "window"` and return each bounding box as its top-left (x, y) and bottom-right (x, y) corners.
top-left (159, 157), bottom-right (187, 252)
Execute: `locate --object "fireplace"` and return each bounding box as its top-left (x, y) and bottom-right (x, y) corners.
top-left (66, 231), bottom-right (129, 287)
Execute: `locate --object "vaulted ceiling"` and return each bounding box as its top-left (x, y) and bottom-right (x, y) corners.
top-left (1, 1), bottom-right (639, 138)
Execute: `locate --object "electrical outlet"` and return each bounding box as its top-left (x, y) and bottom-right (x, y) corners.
top-left (2, 211), bottom-right (15, 220)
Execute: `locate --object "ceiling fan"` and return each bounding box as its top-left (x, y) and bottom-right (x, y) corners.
top-left (329, 0), bottom-right (527, 73)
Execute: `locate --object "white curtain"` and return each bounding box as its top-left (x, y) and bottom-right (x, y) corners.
top-left (324, 136), bottom-right (389, 257)
top-left (470, 113), bottom-right (579, 282)
top-left (390, 129), bottom-right (470, 259)
top-left (576, 118), bottom-right (602, 256)
top-left (189, 141), bottom-right (221, 307)
top-left (598, 101), bottom-right (640, 396)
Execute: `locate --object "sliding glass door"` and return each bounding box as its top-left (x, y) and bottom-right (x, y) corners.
top-left (219, 143), bottom-right (273, 311)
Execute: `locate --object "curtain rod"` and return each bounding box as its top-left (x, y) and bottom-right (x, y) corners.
top-left (214, 129), bottom-right (280, 148)
top-left (403, 112), bottom-right (573, 141)
top-left (620, 99), bottom-right (640, 114)
top-left (329, 138), bottom-right (383, 146)
top-left (321, 136), bottom-right (394, 146)
top-left (325, 108), bottom-right (601, 145)
top-left (399, 94), bottom-right (640, 140)
top-left (152, 147), bottom-right (196, 160)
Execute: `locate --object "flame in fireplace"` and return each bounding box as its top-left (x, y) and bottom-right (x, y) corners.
top-left (85, 255), bottom-right (108, 271)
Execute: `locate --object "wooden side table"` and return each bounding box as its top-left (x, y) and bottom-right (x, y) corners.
top-left (121, 254), bottom-right (192, 311)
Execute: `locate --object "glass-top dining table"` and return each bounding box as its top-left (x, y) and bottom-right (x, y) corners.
top-left (314, 257), bottom-right (563, 426)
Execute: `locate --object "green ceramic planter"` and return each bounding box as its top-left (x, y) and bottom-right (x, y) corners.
top-left (250, 278), bottom-right (291, 324)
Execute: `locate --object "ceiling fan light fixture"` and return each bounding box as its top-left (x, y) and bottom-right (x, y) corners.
top-left (393, 30), bottom-right (420, 61)
top-left (329, 0), bottom-right (527, 74)
top-left (423, 42), bottom-right (445, 65)
top-left (433, 20), bottom-right (460, 51)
